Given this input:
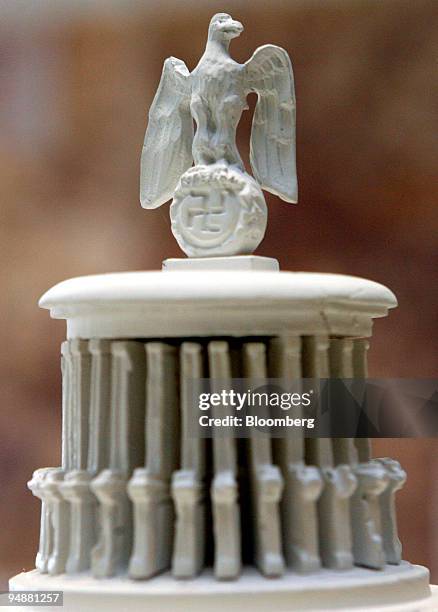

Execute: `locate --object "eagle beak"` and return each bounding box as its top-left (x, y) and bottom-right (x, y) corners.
top-left (229, 20), bottom-right (243, 34)
top-left (221, 18), bottom-right (243, 37)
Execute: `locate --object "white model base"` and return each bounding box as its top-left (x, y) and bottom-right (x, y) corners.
top-left (10, 564), bottom-right (436, 612)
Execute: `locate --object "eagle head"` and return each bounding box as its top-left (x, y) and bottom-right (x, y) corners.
top-left (208, 13), bottom-right (244, 40)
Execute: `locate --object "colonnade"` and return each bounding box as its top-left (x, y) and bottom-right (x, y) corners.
top-left (28, 335), bottom-right (406, 580)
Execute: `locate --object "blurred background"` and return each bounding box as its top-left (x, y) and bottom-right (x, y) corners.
top-left (1, 0), bottom-right (437, 587)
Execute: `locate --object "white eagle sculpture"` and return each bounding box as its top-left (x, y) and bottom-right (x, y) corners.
top-left (140, 13), bottom-right (297, 257)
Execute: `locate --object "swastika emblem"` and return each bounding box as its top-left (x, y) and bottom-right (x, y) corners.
top-left (170, 163), bottom-right (267, 257)
top-left (183, 193), bottom-right (227, 234)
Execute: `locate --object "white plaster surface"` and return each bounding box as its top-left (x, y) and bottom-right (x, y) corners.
top-left (9, 565), bottom-right (436, 611)
top-left (162, 255), bottom-right (279, 271)
top-left (39, 270), bottom-right (397, 340)
top-left (140, 13), bottom-right (297, 256)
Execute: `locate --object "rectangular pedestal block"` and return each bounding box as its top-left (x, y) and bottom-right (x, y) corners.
top-left (29, 334), bottom-right (406, 583)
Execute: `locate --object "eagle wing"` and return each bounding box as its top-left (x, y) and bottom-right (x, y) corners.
top-left (140, 57), bottom-right (193, 209)
top-left (245, 45), bottom-right (297, 203)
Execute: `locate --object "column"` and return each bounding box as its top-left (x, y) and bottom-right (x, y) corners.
top-left (91, 341), bottom-right (145, 578)
top-left (209, 341), bottom-right (241, 580)
top-left (243, 342), bottom-right (284, 577)
top-left (374, 457), bottom-right (406, 564)
top-left (27, 467), bottom-right (55, 573)
top-left (352, 339), bottom-right (406, 566)
top-left (87, 339), bottom-right (112, 475)
top-left (349, 338), bottom-right (388, 569)
top-left (43, 468), bottom-right (70, 575)
top-left (303, 336), bottom-right (357, 570)
top-left (37, 341), bottom-right (76, 575)
top-left (269, 336), bottom-right (322, 573)
top-left (59, 339), bottom-right (93, 574)
top-left (128, 342), bottom-right (179, 579)
top-left (171, 342), bottom-right (206, 578)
